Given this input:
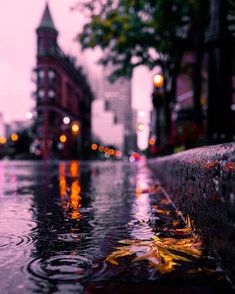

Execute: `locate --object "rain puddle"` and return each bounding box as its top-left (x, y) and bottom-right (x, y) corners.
top-left (0, 160), bottom-right (233, 293)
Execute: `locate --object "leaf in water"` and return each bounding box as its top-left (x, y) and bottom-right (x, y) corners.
top-left (163, 226), bottom-right (192, 236)
top-left (105, 233), bottom-right (203, 274)
top-left (173, 220), bottom-right (181, 226)
top-left (106, 246), bottom-right (136, 265)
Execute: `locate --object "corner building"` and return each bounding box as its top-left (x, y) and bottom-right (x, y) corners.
top-left (34, 4), bottom-right (93, 159)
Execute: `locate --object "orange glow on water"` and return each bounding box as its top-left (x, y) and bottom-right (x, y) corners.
top-left (59, 162), bottom-right (67, 198)
top-left (70, 161), bottom-right (79, 178)
top-left (58, 162), bottom-right (82, 220)
top-left (69, 179), bottom-right (81, 220)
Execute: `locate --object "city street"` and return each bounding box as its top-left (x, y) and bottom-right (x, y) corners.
top-left (0, 160), bottom-right (233, 293)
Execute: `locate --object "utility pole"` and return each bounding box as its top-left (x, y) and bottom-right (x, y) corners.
top-left (207, 0), bottom-right (234, 143)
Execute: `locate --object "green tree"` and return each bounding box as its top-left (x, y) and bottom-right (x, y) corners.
top-left (77, 0), bottom-right (198, 145)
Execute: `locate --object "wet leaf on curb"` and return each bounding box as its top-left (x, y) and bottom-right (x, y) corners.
top-left (105, 233), bottom-right (203, 274)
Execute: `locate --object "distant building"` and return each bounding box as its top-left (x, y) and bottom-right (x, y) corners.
top-left (0, 113), bottom-right (5, 138)
top-left (96, 64), bottom-right (137, 153)
top-left (92, 99), bottom-right (124, 148)
top-left (33, 4), bottom-right (93, 159)
top-left (5, 120), bottom-right (31, 138)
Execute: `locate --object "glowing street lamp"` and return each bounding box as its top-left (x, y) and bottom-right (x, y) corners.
top-left (60, 134), bottom-right (67, 143)
top-left (71, 122), bottom-right (80, 135)
top-left (138, 110), bottom-right (146, 118)
top-left (0, 137), bottom-right (7, 144)
top-left (91, 143), bottom-right (98, 151)
top-left (11, 133), bottom-right (19, 142)
top-left (26, 112), bottom-right (33, 120)
top-left (152, 74), bottom-right (165, 148)
top-left (149, 137), bottom-right (156, 146)
top-left (99, 146), bottom-right (104, 152)
top-left (153, 74), bottom-right (164, 88)
top-left (137, 123), bottom-right (145, 132)
top-left (63, 116), bottom-right (70, 125)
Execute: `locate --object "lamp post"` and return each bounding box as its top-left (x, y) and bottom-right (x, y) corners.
top-left (207, 0), bottom-right (233, 143)
top-left (152, 74), bottom-right (164, 147)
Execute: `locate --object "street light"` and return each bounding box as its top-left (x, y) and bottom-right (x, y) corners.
top-left (0, 137), bottom-right (7, 144)
top-left (137, 123), bottom-right (145, 132)
top-left (26, 112), bottom-right (33, 120)
top-left (152, 74), bottom-right (164, 148)
top-left (153, 74), bottom-right (164, 88)
top-left (11, 133), bottom-right (19, 142)
top-left (63, 116), bottom-right (70, 125)
top-left (60, 134), bottom-right (67, 143)
top-left (71, 122), bottom-right (80, 135)
top-left (91, 143), bottom-right (98, 151)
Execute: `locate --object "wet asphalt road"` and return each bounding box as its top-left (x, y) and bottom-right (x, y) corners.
top-left (0, 160), bottom-right (233, 293)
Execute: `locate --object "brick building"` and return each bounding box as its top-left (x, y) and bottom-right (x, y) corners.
top-left (33, 4), bottom-right (93, 159)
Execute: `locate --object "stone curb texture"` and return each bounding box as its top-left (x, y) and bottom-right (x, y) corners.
top-left (148, 143), bottom-right (235, 284)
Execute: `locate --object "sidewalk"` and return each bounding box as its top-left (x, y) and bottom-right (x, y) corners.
top-left (148, 143), bottom-right (235, 284)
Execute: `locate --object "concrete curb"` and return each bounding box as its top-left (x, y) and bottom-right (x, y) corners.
top-left (148, 143), bottom-right (235, 284)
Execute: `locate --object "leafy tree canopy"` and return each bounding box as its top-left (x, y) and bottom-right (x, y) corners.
top-left (77, 0), bottom-right (196, 80)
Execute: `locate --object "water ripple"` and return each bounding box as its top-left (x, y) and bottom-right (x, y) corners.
top-left (15, 235), bottom-right (35, 248)
top-left (0, 234), bottom-right (35, 249)
top-left (57, 233), bottom-right (87, 242)
top-left (27, 255), bottom-right (93, 281)
top-left (0, 218), bottom-right (41, 234)
top-left (0, 236), bottom-right (15, 248)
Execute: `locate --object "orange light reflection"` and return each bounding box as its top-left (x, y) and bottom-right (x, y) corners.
top-left (59, 162), bottom-right (67, 198)
top-left (70, 161), bottom-right (79, 178)
top-left (69, 179), bottom-right (81, 220)
top-left (58, 161), bottom-right (82, 221)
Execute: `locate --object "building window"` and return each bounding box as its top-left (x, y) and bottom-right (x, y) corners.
top-left (38, 89), bottom-right (45, 100)
top-left (38, 38), bottom-right (45, 54)
top-left (114, 115), bottom-right (119, 124)
top-left (105, 100), bottom-right (110, 111)
top-left (49, 111), bottom-right (56, 126)
top-left (48, 69), bottom-right (56, 80)
top-left (38, 69), bottom-right (45, 79)
top-left (37, 69), bottom-right (45, 87)
top-left (48, 89), bottom-right (55, 100)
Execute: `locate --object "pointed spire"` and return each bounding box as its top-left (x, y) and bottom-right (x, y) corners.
top-left (38, 3), bottom-right (57, 31)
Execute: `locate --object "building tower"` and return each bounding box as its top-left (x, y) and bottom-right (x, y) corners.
top-left (103, 64), bottom-right (137, 154)
top-left (34, 4), bottom-right (93, 159)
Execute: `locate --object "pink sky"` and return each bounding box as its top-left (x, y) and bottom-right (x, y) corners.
top-left (0, 0), bottom-right (153, 147)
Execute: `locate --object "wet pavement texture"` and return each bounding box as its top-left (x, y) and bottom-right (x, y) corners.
top-left (0, 160), bottom-right (233, 293)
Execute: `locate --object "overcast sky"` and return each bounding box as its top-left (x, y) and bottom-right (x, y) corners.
top-left (0, 0), bottom-right (153, 148)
